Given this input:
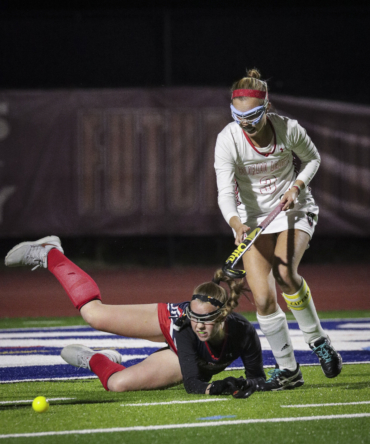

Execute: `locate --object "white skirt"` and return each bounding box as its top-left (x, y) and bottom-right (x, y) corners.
top-left (252, 209), bottom-right (318, 238)
top-left (241, 198), bottom-right (319, 239)
top-left (234, 190), bottom-right (319, 239)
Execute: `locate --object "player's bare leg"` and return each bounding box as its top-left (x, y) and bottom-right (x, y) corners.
top-left (80, 301), bottom-right (165, 342)
top-left (61, 344), bottom-right (182, 392)
top-left (272, 228), bottom-right (310, 294)
top-left (273, 228), bottom-right (326, 342)
top-left (107, 348), bottom-right (183, 392)
top-left (242, 234), bottom-right (302, 389)
top-left (242, 233), bottom-right (277, 316)
top-left (274, 229), bottom-right (342, 378)
top-left (5, 237), bottom-right (166, 342)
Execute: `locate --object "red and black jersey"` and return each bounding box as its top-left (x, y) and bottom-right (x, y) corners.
top-left (174, 312), bottom-right (265, 394)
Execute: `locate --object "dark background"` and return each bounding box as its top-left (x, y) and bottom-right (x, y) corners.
top-left (1, 0), bottom-right (369, 267)
top-left (1, 0), bottom-right (369, 104)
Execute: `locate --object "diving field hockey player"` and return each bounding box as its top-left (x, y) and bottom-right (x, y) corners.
top-left (214, 68), bottom-right (342, 389)
top-left (6, 236), bottom-right (274, 398)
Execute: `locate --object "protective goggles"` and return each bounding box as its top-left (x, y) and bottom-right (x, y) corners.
top-left (185, 294), bottom-right (225, 324)
top-left (230, 81), bottom-right (269, 127)
top-left (230, 101), bottom-right (268, 126)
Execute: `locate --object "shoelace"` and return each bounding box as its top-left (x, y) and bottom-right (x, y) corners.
top-left (312, 343), bottom-right (332, 363)
top-left (266, 368), bottom-right (283, 382)
top-left (25, 245), bottom-right (46, 271)
top-left (77, 353), bottom-right (91, 369)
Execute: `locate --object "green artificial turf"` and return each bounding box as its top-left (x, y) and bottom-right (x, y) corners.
top-left (0, 317), bottom-right (87, 329)
top-left (1, 365), bottom-right (370, 443)
top-left (1, 311), bottom-right (369, 443)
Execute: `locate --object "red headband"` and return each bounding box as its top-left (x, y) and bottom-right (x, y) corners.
top-left (232, 89), bottom-right (266, 99)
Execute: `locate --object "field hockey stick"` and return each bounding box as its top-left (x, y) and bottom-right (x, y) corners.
top-left (222, 201), bottom-right (285, 279)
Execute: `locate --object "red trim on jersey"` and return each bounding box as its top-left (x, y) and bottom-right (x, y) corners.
top-left (204, 322), bottom-right (228, 361)
top-left (234, 179), bottom-right (241, 206)
top-left (157, 303), bottom-right (178, 355)
top-left (242, 118), bottom-right (276, 158)
top-left (232, 89), bottom-right (266, 99)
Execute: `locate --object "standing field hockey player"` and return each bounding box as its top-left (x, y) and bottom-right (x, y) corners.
top-left (6, 237), bottom-right (270, 398)
top-left (214, 68), bottom-right (342, 390)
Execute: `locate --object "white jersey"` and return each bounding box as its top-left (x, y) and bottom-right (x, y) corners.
top-left (214, 113), bottom-right (320, 233)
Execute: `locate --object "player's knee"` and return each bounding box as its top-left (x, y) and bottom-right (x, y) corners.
top-left (272, 263), bottom-right (296, 288)
top-left (80, 301), bottom-right (106, 330)
top-left (106, 377), bottom-right (129, 393)
top-left (254, 297), bottom-right (277, 316)
top-left (107, 371), bottom-right (138, 392)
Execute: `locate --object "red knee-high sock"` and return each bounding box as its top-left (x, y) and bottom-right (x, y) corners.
top-left (47, 249), bottom-right (102, 310)
top-left (90, 354), bottom-right (126, 391)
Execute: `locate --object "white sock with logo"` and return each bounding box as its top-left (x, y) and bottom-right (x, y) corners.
top-left (282, 279), bottom-right (326, 345)
top-left (257, 306), bottom-right (297, 371)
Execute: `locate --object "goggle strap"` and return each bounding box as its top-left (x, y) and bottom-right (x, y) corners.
top-left (185, 305), bottom-right (223, 322)
top-left (191, 294), bottom-right (224, 308)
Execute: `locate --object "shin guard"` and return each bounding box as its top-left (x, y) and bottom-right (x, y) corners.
top-left (47, 249), bottom-right (102, 310)
top-left (282, 279), bottom-right (326, 344)
top-left (282, 278), bottom-right (311, 311)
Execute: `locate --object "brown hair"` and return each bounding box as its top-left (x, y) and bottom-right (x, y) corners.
top-left (231, 68), bottom-right (267, 102)
top-left (193, 269), bottom-right (251, 321)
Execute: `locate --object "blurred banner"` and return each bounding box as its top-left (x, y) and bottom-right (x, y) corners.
top-left (0, 89), bottom-right (369, 237)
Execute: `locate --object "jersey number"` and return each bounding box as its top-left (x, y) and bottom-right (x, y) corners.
top-left (260, 176), bottom-right (277, 194)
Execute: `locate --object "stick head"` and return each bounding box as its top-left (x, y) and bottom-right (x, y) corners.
top-left (222, 264), bottom-right (246, 280)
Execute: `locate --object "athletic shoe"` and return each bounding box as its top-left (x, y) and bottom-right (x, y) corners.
top-left (310, 336), bottom-right (342, 378)
top-left (5, 236), bottom-right (64, 270)
top-left (263, 363), bottom-right (304, 391)
top-left (61, 344), bottom-right (122, 370)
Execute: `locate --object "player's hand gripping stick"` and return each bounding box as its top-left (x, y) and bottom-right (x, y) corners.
top-left (222, 202), bottom-right (285, 279)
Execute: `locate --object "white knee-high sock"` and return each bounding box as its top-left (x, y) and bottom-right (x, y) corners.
top-left (282, 278), bottom-right (326, 344)
top-left (257, 306), bottom-right (297, 371)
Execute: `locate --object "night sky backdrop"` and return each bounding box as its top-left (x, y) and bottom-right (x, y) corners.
top-left (1, 0), bottom-right (369, 104)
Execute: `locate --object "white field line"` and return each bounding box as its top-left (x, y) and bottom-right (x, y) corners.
top-left (338, 323), bottom-right (370, 329)
top-left (0, 375), bottom-right (97, 384)
top-left (121, 398), bottom-right (229, 407)
top-left (0, 326), bottom-right (90, 332)
top-left (0, 398), bottom-right (75, 404)
top-left (0, 331), bottom-right (118, 338)
top-left (0, 339), bottom-right (165, 348)
top-left (0, 354), bottom-right (148, 367)
top-left (282, 401), bottom-right (370, 408)
top-left (1, 413), bottom-right (370, 439)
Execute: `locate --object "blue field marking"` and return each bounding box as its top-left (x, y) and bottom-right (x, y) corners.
top-left (1, 319), bottom-right (369, 383)
top-left (197, 415), bottom-right (236, 421)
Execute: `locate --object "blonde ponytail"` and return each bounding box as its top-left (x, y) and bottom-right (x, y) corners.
top-left (193, 269), bottom-right (251, 321)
